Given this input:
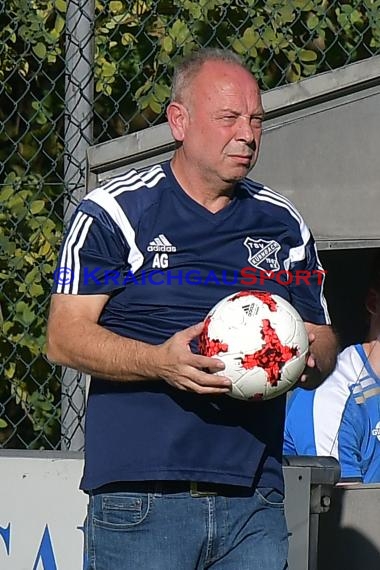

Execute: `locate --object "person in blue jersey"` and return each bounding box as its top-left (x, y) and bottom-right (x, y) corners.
top-left (47, 48), bottom-right (337, 570)
top-left (284, 250), bottom-right (380, 484)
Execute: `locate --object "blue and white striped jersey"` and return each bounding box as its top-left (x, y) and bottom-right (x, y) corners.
top-left (284, 344), bottom-right (380, 483)
top-left (53, 160), bottom-right (330, 491)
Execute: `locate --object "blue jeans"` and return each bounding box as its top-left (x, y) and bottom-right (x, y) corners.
top-left (85, 485), bottom-right (288, 570)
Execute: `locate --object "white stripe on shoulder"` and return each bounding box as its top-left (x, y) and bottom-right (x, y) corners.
top-left (56, 212), bottom-right (93, 294)
top-left (255, 190), bottom-right (309, 242)
top-left (83, 188), bottom-right (144, 273)
top-left (253, 193), bottom-right (310, 266)
top-left (100, 164), bottom-right (165, 197)
top-left (140, 164), bottom-right (165, 182)
top-left (241, 177), bottom-right (304, 226)
top-left (240, 178), bottom-right (263, 194)
top-left (243, 178), bottom-right (303, 224)
top-left (261, 185), bottom-right (302, 219)
top-left (111, 170), bottom-right (166, 198)
top-left (101, 168), bottom-right (138, 189)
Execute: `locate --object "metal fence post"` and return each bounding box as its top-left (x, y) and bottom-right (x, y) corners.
top-left (62, 0), bottom-right (94, 451)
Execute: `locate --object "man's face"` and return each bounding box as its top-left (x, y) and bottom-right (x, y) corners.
top-left (170, 60), bottom-right (264, 186)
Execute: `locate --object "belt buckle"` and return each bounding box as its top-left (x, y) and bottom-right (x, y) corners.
top-left (190, 481), bottom-right (218, 497)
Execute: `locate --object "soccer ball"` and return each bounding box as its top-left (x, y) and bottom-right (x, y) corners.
top-left (199, 290), bottom-right (309, 401)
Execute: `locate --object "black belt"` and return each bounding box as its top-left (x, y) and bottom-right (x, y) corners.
top-left (93, 480), bottom-right (255, 497)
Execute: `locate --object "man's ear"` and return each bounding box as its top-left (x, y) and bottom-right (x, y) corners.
top-left (166, 101), bottom-right (188, 142)
top-left (365, 288), bottom-right (378, 316)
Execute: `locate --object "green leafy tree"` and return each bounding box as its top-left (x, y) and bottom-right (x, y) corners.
top-left (92, 0), bottom-right (380, 138)
top-left (0, 0), bottom-right (65, 447)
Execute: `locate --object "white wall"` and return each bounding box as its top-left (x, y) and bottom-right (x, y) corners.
top-left (0, 452), bottom-right (87, 570)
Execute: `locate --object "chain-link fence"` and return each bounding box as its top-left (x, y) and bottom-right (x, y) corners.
top-left (1, 0), bottom-right (380, 451)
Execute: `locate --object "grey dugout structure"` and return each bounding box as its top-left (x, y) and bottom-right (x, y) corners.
top-left (83, 57), bottom-right (380, 569)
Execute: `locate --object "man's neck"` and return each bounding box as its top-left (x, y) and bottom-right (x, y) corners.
top-left (363, 338), bottom-right (380, 376)
top-left (170, 155), bottom-right (235, 213)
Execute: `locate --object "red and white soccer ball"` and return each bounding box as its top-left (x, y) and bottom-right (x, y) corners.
top-left (199, 290), bottom-right (309, 401)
